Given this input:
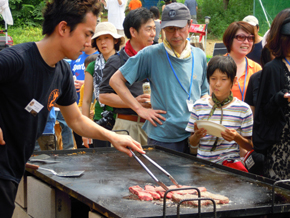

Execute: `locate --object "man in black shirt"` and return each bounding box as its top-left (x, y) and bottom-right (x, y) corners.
top-left (0, 1), bottom-right (143, 217)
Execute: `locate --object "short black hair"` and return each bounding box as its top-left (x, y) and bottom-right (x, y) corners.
top-left (150, 6), bottom-right (160, 20)
top-left (42, 0), bottom-right (101, 36)
top-left (123, 7), bottom-right (154, 39)
top-left (207, 56), bottom-right (237, 84)
top-left (84, 54), bottom-right (99, 68)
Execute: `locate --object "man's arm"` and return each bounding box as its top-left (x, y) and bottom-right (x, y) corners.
top-left (109, 70), bottom-right (166, 126)
top-left (59, 103), bottom-right (144, 156)
top-left (99, 93), bottom-right (150, 108)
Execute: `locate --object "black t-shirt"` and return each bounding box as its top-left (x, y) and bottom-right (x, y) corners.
top-left (253, 58), bottom-right (288, 152)
top-left (246, 41), bottom-right (262, 65)
top-left (99, 47), bottom-right (143, 115)
top-left (245, 70), bottom-right (261, 107)
top-left (0, 42), bottom-right (77, 183)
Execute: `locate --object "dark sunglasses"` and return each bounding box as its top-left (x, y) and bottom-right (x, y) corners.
top-left (234, 34), bottom-right (254, 42)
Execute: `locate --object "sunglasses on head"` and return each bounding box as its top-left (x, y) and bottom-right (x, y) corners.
top-left (234, 34), bottom-right (254, 42)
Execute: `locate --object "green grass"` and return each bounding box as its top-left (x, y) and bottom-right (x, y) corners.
top-left (5, 26), bottom-right (43, 45)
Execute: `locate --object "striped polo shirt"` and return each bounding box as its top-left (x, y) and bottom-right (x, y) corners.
top-left (186, 97), bottom-right (253, 164)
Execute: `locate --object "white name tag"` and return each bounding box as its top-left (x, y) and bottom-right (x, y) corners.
top-left (186, 99), bottom-right (194, 112)
top-left (25, 99), bottom-right (44, 116)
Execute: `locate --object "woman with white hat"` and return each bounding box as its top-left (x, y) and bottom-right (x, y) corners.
top-left (82, 22), bottom-right (125, 148)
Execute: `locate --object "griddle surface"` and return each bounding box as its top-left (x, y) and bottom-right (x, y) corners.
top-left (27, 147), bottom-right (290, 218)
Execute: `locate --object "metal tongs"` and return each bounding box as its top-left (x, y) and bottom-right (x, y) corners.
top-left (129, 149), bottom-right (180, 191)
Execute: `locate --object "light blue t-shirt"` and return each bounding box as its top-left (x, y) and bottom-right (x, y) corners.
top-left (120, 43), bottom-right (209, 142)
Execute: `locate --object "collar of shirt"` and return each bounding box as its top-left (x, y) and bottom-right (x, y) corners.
top-left (163, 39), bottom-right (191, 59)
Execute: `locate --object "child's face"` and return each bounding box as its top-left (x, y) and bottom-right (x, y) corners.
top-left (209, 69), bottom-right (236, 101)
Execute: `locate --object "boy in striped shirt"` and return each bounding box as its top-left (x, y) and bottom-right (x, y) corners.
top-left (186, 56), bottom-right (253, 172)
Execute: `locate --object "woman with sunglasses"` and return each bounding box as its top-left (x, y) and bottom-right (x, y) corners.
top-left (253, 9), bottom-right (290, 180)
top-left (223, 21), bottom-right (262, 102)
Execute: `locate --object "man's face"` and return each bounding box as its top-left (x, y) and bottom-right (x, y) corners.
top-left (133, 19), bottom-right (156, 49)
top-left (163, 22), bottom-right (191, 53)
top-left (63, 12), bottom-right (97, 60)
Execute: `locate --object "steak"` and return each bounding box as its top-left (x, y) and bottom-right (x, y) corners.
top-left (129, 185), bottom-right (162, 200)
top-left (172, 193), bottom-right (212, 206)
top-left (199, 191), bottom-right (229, 204)
top-left (128, 185), bottom-right (229, 207)
top-left (129, 185), bottom-right (153, 201)
top-left (171, 191), bottom-right (229, 206)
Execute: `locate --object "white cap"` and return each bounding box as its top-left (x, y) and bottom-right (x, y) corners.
top-left (243, 15), bottom-right (259, 26)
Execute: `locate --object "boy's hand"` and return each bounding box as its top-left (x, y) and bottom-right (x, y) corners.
top-left (221, 128), bottom-right (237, 142)
top-left (193, 122), bottom-right (207, 139)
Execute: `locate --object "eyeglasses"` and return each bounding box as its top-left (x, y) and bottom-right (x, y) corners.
top-left (164, 26), bottom-right (188, 33)
top-left (234, 34), bottom-right (254, 42)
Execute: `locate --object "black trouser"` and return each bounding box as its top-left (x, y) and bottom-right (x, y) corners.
top-left (0, 179), bottom-right (18, 218)
top-left (92, 139), bottom-right (110, 147)
top-left (73, 131), bottom-right (83, 149)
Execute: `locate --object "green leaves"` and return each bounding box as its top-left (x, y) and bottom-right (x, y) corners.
top-left (4, 0), bottom-right (45, 27)
top-left (199, 0), bottom-right (253, 38)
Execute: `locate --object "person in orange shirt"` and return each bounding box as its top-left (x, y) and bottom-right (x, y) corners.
top-left (128, 0), bottom-right (142, 10)
top-left (223, 21), bottom-right (262, 102)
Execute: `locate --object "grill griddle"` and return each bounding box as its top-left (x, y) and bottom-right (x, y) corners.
top-left (26, 146), bottom-right (290, 218)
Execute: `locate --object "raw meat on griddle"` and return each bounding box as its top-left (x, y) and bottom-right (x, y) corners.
top-left (172, 194), bottom-right (212, 206)
top-left (128, 185), bottom-right (229, 207)
top-left (129, 185), bottom-right (160, 201)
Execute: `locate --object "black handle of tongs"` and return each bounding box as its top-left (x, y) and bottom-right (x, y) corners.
top-left (140, 153), bottom-right (180, 188)
top-left (129, 149), bottom-right (168, 191)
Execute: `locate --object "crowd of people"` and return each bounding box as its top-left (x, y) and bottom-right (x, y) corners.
top-left (0, 0), bottom-right (290, 217)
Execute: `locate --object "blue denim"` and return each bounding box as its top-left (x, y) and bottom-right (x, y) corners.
top-left (147, 138), bottom-right (189, 153)
top-left (55, 110), bottom-right (74, 150)
top-left (34, 141), bottom-right (41, 152)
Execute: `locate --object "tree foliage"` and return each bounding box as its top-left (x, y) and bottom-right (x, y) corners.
top-left (199, 0), bottom-right (253, 38)
top-left (5, 0), bottom-right (45, 27)
top-left (2, 0), bottom-right (254, 39)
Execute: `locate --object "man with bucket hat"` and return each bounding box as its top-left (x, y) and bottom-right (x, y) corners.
top-left (110, 3), bottom-right (209, 153)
